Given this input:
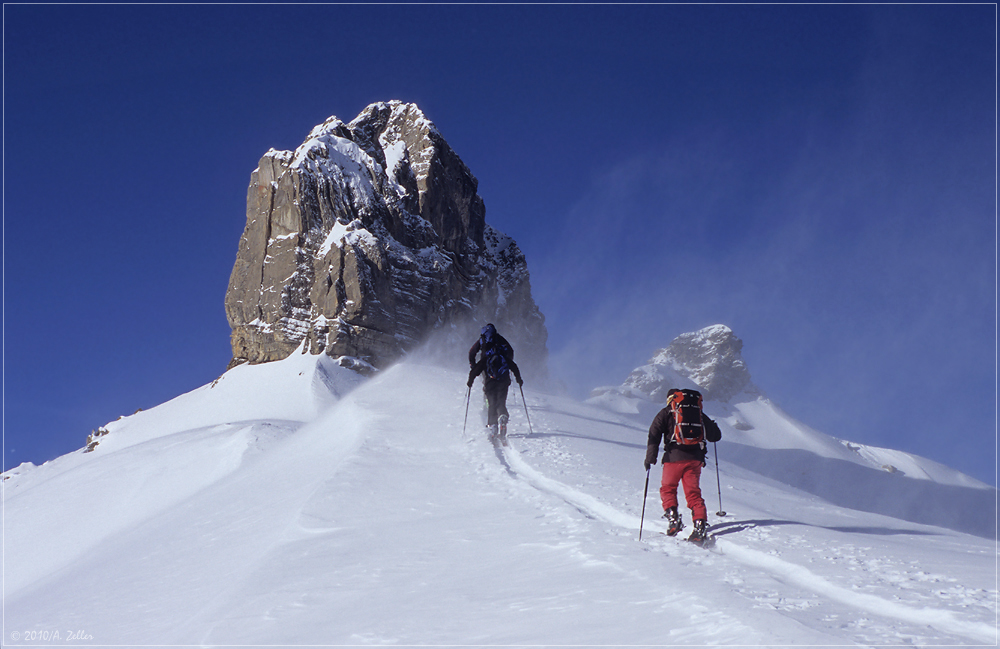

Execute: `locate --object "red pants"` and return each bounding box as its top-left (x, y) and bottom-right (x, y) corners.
top-left (660, 460), bottom-right (707, 521)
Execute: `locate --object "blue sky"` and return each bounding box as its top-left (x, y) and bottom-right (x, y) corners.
top-left (4, 5), bottom-right (996, 485)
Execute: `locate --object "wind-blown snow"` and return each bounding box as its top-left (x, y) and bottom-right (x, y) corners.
top-left (3, 356), bottom-right (996, 646)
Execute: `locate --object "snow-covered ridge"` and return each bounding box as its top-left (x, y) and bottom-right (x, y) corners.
top-left (3, 359), bottom-right (995, 645)
top-left (2, 349), bottom-right (363, 596)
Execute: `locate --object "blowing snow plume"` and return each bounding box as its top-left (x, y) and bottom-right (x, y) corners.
top-left (225, 101), bottom-right (548, 379)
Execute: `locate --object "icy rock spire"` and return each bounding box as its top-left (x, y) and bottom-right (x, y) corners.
top-left (224, 101), bottom-right (547, 375)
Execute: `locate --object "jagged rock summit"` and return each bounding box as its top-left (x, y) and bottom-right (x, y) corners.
top-left (644, 324), bottom-right (757, 402)
top-left (594, 324), bottom-right (759, 405)
top-left (225, 101), bottom-right (547, 374)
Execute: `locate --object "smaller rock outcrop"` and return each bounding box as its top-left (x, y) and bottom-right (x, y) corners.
top-left (84, 426), bottom-right (109, 453)
top-left (595, 325), bottom-right (759, 405)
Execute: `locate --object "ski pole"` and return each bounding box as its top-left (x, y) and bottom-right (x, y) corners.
top-left (462, 384), bottom-right (472, 438)
top-left (713, 442), bottom-right (726, 517)
top-left (518, 383), bottom-right (534, 436)
top-left (639, 467), bottom-right (650, 540)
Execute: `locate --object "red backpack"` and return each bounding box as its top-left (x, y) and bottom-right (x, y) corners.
top-left (666, 389), bottom-right (705, 446)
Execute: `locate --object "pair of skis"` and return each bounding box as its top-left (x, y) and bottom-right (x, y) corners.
top-left (663, 519), bottom-right (716, 547)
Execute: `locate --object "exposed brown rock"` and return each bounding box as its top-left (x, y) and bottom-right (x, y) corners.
top-left (225, 101), bottom-right (547, 376)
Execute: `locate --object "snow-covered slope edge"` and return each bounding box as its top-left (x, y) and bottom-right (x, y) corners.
top-left (2, 348), bottom-right (365, 595)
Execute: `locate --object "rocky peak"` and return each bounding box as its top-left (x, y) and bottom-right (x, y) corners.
top-left (225, 101), bottom-right (547, 375)
top-left (292, 102), bottom-right (485, 257)
top-left (622, 325), bottom-right (758, 403)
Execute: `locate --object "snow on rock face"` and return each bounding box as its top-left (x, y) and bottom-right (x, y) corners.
top-left (647, 324), bottom-right (757, 402)
top-left (614, 324), bottom-right (758, 403)
top-left (225, 101), bottom-right (547, 376)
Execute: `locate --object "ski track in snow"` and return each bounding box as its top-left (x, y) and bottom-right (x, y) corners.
top-left (504, 444), bottom-right (637, 531)
top-left (715, 539), bottom-right (997, 644)
top-left (495, 397), bottom-right (998, 646)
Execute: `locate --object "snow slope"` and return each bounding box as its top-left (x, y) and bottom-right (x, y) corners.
top-left (3, 354), bottom-right (996, 646)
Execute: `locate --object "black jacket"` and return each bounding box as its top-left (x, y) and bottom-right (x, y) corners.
top-left (645, 406), bottom-right (722, 466)
top-left (468, 357), bottom-right (522, 389)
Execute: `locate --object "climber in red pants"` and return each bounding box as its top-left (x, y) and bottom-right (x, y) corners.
top-left (644, 388), bottom-right (722, 543)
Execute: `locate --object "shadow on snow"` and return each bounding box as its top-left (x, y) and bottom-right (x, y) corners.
top-left (723, 444), bottom-right (996, 540)
top-left (709, 518), bottom-right (943, 538)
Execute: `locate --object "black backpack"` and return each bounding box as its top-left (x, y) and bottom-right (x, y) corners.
top-left (485, 352), bottom-right (510, 381)
top-left (666, 388), bottom-right (705, 446)
top-left (480, 325), bottom-right (513, 381)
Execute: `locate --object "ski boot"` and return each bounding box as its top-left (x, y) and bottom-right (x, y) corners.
top-left (498, 414), bottom-right (509, 446)
top-left (663, 506), bottom-right (683, 536)
top-left (486, 423), bottom-right (499, 446)
top-left (688, 519), bottom-right (709, 544)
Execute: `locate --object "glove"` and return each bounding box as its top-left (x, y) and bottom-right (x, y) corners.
top-left (467, 377), bottom-right (474, 387)
top-left (644, 444), bottom-right (659, 471)
top-left (516, 377), bottom-right (523, 386)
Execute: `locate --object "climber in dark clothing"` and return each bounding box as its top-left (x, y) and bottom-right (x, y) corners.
top-left (467, 324), bottom-right (522, 441)
top-left (468, 356), bottom-right (523, 434)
